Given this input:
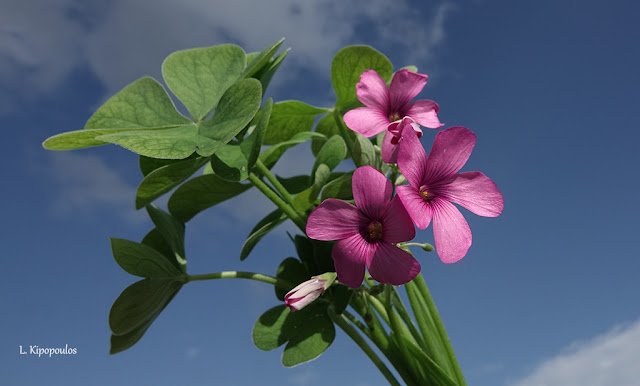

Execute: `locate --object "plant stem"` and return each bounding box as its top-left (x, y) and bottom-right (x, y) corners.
top-left (333, 108), bottom-right (355, 157)
top-left (415, 274), bottom-right (467, 386)
top-left (328, 307), bottom-right (401, 386)
top-left (248, 173), bottom-right (306, 231)
top-left (187, 271), bottom-right (292, 290)
top-left (254, 159), bottom-right (297, 205)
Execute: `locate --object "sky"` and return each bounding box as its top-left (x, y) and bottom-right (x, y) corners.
top-left (1, 0), bottom-right (639, 385)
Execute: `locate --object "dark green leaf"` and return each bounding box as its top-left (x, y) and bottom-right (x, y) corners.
top-left (243, 98), bottom-right (273, 168)
top-left (110, 238), bottom-right (182, 278)
top-left (329, 286), bottom-right (352, 315)
top-left (274, 257), bottom-right (308, 300)
top-left (320, 172), bottom-right (353, 201)
top-left (259, 131), bottom-right (324, 169)
top-left (331, 46), bottom-right (393, 109)
top-left (145, 205), bottom-right (186, 268)
top-left (141, 229), bottom-right (180, 271)
top-left (264, 101), bottom-right (327, 145)
top-left (312, 135), bottom-right (347, 175)
top-left (109, 318), bottom-right (154, 354)
top-left (352, 133), bottom-right (377, 167)
top-left (311, 113), bottom-right (338, 155)
top-left (136, 157), bottom-right (208, 208)
top-left (109, 278), bottom-right (182, 336)
top-left (168, 174), bottom-right (251, 222)
top-left (162, 44), bottom-right (246, 121)
top-left (210, 143), bottom-right (250, 181)
top-left (240, 209), bottom-right (287, 261)
top-left (277, 175), bottom-right (312, 194)
top-left (139, 156), bottom-right (179, 177)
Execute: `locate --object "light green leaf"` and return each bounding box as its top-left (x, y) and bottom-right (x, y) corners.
top-left (352, 132), bottom-right (377, 167)
top-left (168, 174), bottom-right (251, 222)
top-left (136, 157), bottom-right (208, 208)
top-left (43, 128), bottom-right (168, 151)
top-left (244, 38), bottom-right (285, 79)
top-left (264, 101), bottom-right (327, 145)
top-left (255, 48), bottom-right (289, 92)
top-left (109, 278), bottom-right (181, 336)
top-left (240, 209), bottom-right (287, 261)
top-left (312, 135), bottom-right (347, 175)
top-left (110, 238), bottom-right (182, 278)
top-left (260, 131), bottom-right (325, 169)
top-left (162, 44), bottom-right (246, 121)
top-left (331, 46), bottom-right (393, 109)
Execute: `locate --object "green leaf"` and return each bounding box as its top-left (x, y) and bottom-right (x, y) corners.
top-left (244, 38), bottom-right (285, 79)
top-left (264, 101), bottom-right (327, 145)
top-left (96, 79), bottom-right (262, 159)
top-left (320, 172), bottom-right (353, 201)
top-left (240, 209), bottom-right (287, 261)
top-left (277, 175), bottom-right (312, 194)
top-left (136, 157), bottom-right (208, 208)
top-left (110, 318), bottom-right (153, 355)
top-left (168, 173), bottom-right (251, 222)
top-left (312, 135), bottom-right (347, 175)
top-left (109, 278), bottom-right (181, 336)
top-left (398, 335), bottom-right (458, 386)
top-left (139, 156), bottom-right (179, 177)
top-left (210, 98), bottom-right (272, 182)
top-left (162, 44), bottom-right (246, 121)
top-left (255, 48), bottom-right (289, 92)
top-left (329, 285), bottom-right (352, 315)
top-left (352, 133), bottom-right (377, 167)
top-left (331, 46), bottom-right (393, 109)
top-left (141, 229), bottom-right (180, 271)
top-left (252, 304), bottom-right (335, 367)
top-left (274, 257), bottom-right (308, 300)
top-left (110, 238), bottom-right (182, 278)
top-left (259, 131), bottom-right (324, 169)
top-left (145, 205), bottom-right (186, 269)
top-left (293, 164), bottom-right (330, 213)
top-left (311, 113), bottom-right (338, 155)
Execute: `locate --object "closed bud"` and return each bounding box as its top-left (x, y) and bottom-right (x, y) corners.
top-left (284, 272), bottom-right (337, 312)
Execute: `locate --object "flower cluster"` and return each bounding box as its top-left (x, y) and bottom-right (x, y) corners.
top-left (305, 69), bottom-right (504, 289)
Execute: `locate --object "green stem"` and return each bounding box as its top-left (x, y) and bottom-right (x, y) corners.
top-left (254, 159), bottom-right (297, 205)
top-left (415, 274), bottom-right (467, 386)
top-left (328, 308), bottom-right (401, 386)
top-left (391, 289), bottom-right (427, 350)
top-left (187, 271), bottom-right (292, 290)
top-left (365, 293), bottom-right (390, 325)
top-left (248, 173), bottom-right (306, 231)
top-left (333, 108), bottom-right (355, 157)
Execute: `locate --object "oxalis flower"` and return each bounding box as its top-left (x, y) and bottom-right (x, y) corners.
top-left (306, 166), bottom-right (420, 288)
top-left (285, 272), bottom-right (337, 312)
top-left (397, 125), bottom-right (504, 263)
top-left (343, 69), bottom-right (443, 163)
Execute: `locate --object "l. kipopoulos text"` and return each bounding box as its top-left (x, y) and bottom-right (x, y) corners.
top-left (19, 344), bottom-right (78, 357)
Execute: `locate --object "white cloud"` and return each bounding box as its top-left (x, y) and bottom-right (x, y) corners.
top-left (48, 152), bottom-right (144, 223)
top-left (510, 319), bottom-right (640, 386)
top-left (1, 0), bottom-right (456, 114)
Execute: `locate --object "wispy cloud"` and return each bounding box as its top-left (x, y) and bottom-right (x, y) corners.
top-left (47, 152), bottom-right (144, 223)
top-left (510, 319), bottom-right (640, 386)
top-left (1, 0), bottom-right (457, 114)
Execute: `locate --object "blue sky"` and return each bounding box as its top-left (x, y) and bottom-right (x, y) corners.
top-left (2, 0), bottom-right (639, 385)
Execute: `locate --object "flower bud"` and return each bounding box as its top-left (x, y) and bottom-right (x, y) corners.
top-left (284, 272), bottom-right (337, 312)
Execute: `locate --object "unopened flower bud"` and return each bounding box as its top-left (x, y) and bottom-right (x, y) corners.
top-left (284, 272), bottom-right (337, 312)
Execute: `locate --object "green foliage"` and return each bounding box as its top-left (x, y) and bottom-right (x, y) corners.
top-left (244, 38), bottom-right (285, 79)
top-left (274, 257), bottom-right (308, 300)
top-left (136, 157), bottom-right (208, 208)
top-left (320, 172), bottom-right (353, 201)
top-left (264, 101), bottom-right (327, 145)
top-left (240, 209), bottom-right (287, 261)
top-left (352, 133), bottom-right (378, 167)
top-left (145, 205), bottom-right (187, 269)
top-left (162, 44), bottom-right (246, 121)
top-left (312, 135), bottom-right (347, 175)
top-left (259, 131), bottom-right (325, 169)
top-left (331, 45), bottom-right (393, 110)
top-left (110, 238), bottom-right (182, 278)
top-left (252, 304), bottom-right (335, 367)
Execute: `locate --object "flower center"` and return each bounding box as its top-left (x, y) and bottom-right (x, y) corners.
top-left (366, 221), bottom-right (383, 242)
top-left (419, 185), bottom-right (434, 201)
top-left (388, 112), bottom-right (401, 122)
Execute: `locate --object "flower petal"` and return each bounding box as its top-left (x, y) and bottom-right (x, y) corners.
top-left (397, 125), bottom-right (428, 188)
top-left (306, 198), bottom-right (361, 241)
top-left (381, 130), bottom-right (399, 164)
top-left (332, 234), bottom-right (376, 288)
top-left (389, 69), bottom-right (428, 112)
top-left (407, 100), bottom-right (443, 129)
top-left (425, 126), bottom-right (476, 182)
top-left (396, 185), bottom-right (433, 230)
top-left (352, 166), bottom-right (392, 220)
top-left (343, 107), bottom-right (389, 137)
top-left (442, 172), bottom-right (504, 217)
top-left (367, 242), bottom-right (421, 286)
top-left (356, 69), bottom-right (389, 110)
top-left (382, 196), bottom-right (416, 243)
top-left (431, 198), bottom-right (472, 264)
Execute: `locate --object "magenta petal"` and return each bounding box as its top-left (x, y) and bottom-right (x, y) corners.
top-left (367, 242), bottom-right (421, 286)
top-left (332, 234), bottom-right (376, 288)
top-left (381, 130), bottom-right (399, 164)
top-left (343, 107), bottom-right (389, 137)
top-left (306, 198), bottom-right (361, 241)
top-left (382, 196), bottom-right (416, 243)
top-left (356, 69), bottom-right (389, 110)
top-left (397, 125), bottom-right (428, 188)
top-left (442, 172), bottom-right (504, 217)
top-left (396, 185), bottom-right (433, 230)
top-left (431, 198), bottom-right (472, 264)
top-left (389, 69), bottom-right (428, 112)
top-left (407, 100), bottom-right (443, 129)
top-left (352, 166), bottom-right (392, 219)
top-left (425, 127), bottom-right (476, 182)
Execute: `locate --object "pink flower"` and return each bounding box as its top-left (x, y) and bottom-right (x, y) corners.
top-left (306, 166), bottom-right (420, 288)
top-left (285, 273), bottom-right (336, 312)
top-left (343, 69), bottom-right (443, 163)
top-left (396, 126), bottom-right (504, 263)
